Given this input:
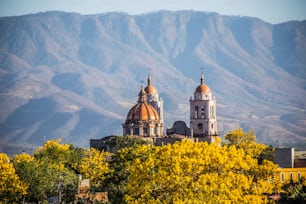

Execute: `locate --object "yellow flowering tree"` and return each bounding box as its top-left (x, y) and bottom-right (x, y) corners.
top-left (0, 153), bottom-right (27, 203)
top-left (224, 128), bottom-right (267, 159)
top-left (124, 139), bottom-right (280, 204)
top-left (79, 148), bottom-right (111, 191)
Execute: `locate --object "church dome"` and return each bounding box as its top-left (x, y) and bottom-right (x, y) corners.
top-left (195, 84), bottom-right (211, 94)
top-left (126, 103), bottom-right (160, 122)
top-left (144, 75), bottom-right (157, 94)
top-left (126, 86), bottom-right (160, 122)
top-left (145, 85), bottom-right (157, 94)
top-left (195, 74), bottom-right (211, 94)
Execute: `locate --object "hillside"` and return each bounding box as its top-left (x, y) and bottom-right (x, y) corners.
top-left (0, 11), bottom-right (305, 154)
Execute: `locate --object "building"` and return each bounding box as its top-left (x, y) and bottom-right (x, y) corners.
top-left (91, 72), bottom-right (219, 150)
top-left (145, 75), bottom-right (164, 123)
top-left (189, 74), bottom-right (218, 142)
top-left (122, 73), bottom-right (218, 143)
top-left (122, 75), bottom-right (164, 137)
top-left (274, 148), bottom-right (306, 183)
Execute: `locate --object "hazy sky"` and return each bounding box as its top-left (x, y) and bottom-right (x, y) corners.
top-left (1, 0), bottom-right (305, 24)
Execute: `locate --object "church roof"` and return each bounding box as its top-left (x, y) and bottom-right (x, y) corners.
top-left (126, 86), bottom-right (160, 122)
top-left (195, 74), bottom-right (211, 94)
top-left (144, 75), bottom-right (157, 94)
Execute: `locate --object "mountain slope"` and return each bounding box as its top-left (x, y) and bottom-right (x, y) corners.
top-left (0, 11), bottom-right (305, 154)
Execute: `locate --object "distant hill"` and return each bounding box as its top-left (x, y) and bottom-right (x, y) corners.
top-left (0, 11), bottom-right (305, 155)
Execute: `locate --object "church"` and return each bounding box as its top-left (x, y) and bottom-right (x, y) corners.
top-left (122, 73), bottom-right (218, 144)
top-left (90, 72), bottom-right (219, 151)
top-left (122, 76), bottom-right (164, 137)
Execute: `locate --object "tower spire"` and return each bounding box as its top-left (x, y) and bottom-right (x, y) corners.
top-left (200, 67), bottom-right (205, 85)
top-left (138, 85), bottom-right (147, 103)
top-left (147, 68), bottom-right (152, 86)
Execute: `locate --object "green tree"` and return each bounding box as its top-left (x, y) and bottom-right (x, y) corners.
top-left (103, 141), bottom-right (154, 203)
top-left (280, 178), bottom-right (306, 203)
top-left (34, 139), bottom-right (81, 203)
top-left (101, 135), bottom-right (151, 152)
top-left (13, 139), bottom-right (83, 203)
top-left (102, 136), bottom-right (152, 203)
top-left (13, 153), bottom-right (44, 202)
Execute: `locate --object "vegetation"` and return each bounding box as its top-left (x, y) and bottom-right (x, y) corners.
top-left (0, 129), bottom-right (305, 203)
top-left (123, 139), bottom-right (281, 203)
top-left (0, 153), bottom-right (27, 203)
top-left (279, 178), bottom-right (306, 203)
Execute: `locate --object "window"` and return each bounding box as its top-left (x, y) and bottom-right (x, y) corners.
top-left (144, 128), bottom-right (148, 136)
top-left (298, 172), bottom-right (301, 181)
top-left (195, 106), bottom-right (198, 118)
top-left (134, 128), bottom-right (139, 135)
top-left (198, 123), bottom-right (203, 130)
top-left (281, 172), bottom-right (285, 183)
top-left (201, 106), bottom-right (205, 118)
top-left (290, 172), bottom-right (293, 182)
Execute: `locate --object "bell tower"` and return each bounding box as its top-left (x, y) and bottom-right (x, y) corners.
top-left (190, 73), bottom-right (218, 141)
top-left (145, 75), bottom-right (164, 123)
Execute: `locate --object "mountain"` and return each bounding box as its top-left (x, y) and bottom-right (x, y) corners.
top-left (0, 11), bottom-right (305, 155)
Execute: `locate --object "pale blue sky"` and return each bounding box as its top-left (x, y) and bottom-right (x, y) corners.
top-left (1, 0), bottom-right (305, 24)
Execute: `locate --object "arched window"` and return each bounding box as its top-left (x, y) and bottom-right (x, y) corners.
top-left (134, 128), bottom-right (139, 135)
top-left (195, 106), bottom-right (199, 118)
top-left (198, 123), bottom-right (203, 129)
top-left (144, 128), bottom-right (148, 136)
top-left (201, 106), bottom-right (205, 118)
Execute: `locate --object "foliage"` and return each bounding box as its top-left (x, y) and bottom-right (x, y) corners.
top-left (101, 135), bottom-right (152, 153)
top-left (13, 153), bottom-right (44, 202)
top-left (12, 139), bottom-right (83, 203)
top-left (0, 153), bottom-right (28, 203)
top-left (104, 142), bottom-right (155, 203)
top-left (123, 139), bottom-right (281, 204)
top-left (0, 130), bottom-right (294, 203)
top-left (258, 145), bottom-right (275, 164)
top-left (280, 178), bottom-right (306, 203)
top-left (79, 148), bottom-right (111, 191)
top-left (224, 128), bottom-right (268, 159)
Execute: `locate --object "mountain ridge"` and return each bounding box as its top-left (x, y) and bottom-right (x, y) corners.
top-left (0, 11), bottom-right (305, 155)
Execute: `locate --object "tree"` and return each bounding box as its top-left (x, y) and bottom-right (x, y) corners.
top-left (13, 153), bottom-right (43, 202)
top-left (13, 139), bottom-right (82, 203)
top-left (99, 135), bottom-right (152, 153)
top-left (0, 153), bottom-right (27, 203)
top-left (224, 128), bottom-right (267, 159)
top-left (280, 178), bottom-right (306, 203)
top-left (34, 139), bottom-right (81, 203)
top-left (79, 148), bottom-right (111, 191)
top-left (124, 139), bottom-right (281, 203)
top-left (101, 136), bottom-right (152, 203)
